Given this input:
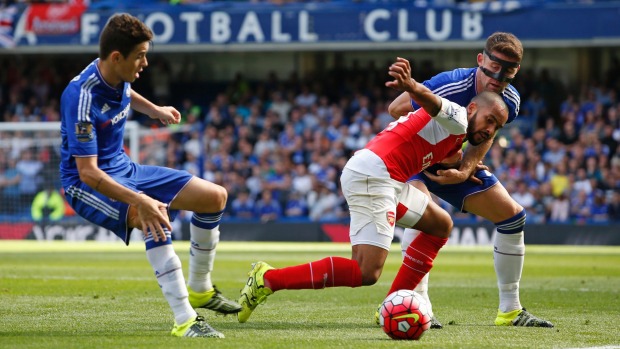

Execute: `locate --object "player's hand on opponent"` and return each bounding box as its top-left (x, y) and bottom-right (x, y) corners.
top-left (152, 105), bottom-right (181, 126)
top-left (386, 57), bottom-right (417, 93)
top-left (424, 161), bottom-right (488, 185)
top-left (135, 193), bottom-right (173, 242)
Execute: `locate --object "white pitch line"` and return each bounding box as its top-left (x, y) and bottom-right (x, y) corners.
top-left (2, 275), bottom-right (152, 281)
top-left (566, 345), bottom-right (620, 349)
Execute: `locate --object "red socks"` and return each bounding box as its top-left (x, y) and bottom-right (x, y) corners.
top-left (265, 256), bottom-right (363, 292)
top-left (261, 233), bottom-right (446, 295)
top-left (388, 232), bottom-right (448, 295)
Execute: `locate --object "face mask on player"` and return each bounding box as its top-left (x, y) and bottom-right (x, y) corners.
top-left (479, 49), bottom-right (520, 83)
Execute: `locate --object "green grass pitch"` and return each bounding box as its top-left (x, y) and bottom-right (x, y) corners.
top-left (1, 240), bottom-right (619, 349)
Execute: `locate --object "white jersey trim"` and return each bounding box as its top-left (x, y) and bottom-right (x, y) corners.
top-left (78, 73), bottom-right (99, 124)
top-left (432, 73), bottom-right (475, 97)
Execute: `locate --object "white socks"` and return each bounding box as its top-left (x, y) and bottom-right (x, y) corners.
top-left (401, 228), bottom-right (434, 317)
top-left (187, 225), bottom-right (220, 293)
top-left (494, 232), bottom-right (524, 313)
top-left (145, 243), bottom-right (196, 325)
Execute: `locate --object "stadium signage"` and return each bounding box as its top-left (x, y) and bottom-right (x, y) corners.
top-left (2, 2), bottom-right (620, 49)
top-left (26, 3), bottom-right (87, 35)
top-left (81, 11), bottom-right (319, 45)
top-left (77, 9), bottom-right (483, 45)
top-left (15, 222), bottom-right (620, 246)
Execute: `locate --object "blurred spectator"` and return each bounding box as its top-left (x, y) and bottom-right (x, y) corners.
top-left (284, 191), bottom-right (308, 218)
top-left (542, 138), bottom-right (566, 166)
top-left (573, 168), bottom-right (593, 195)
top-left (230, 189), bottom-right (256, 219)
top-left (570, 190), bottom-right (593, 224)
top-left (267, 91), bottom-right (291, 124)
top-left (295, 84), bottom-right (317, 108)
top-left (550, 162), bottom-right (570, 198)
top-left (307, 182), bottom-right (341, 222)
top-left (549, 192), bottom-right (570, 223)
top-left (15, 148), bottom-right (43, 212)
top-left (511, 181), bottom-right (535, 211)
top-left (590, 191), bottom-right (609, 223)
top-left (291, 163), bottom-right (314, 195)
top-left (608, 191), bottom-right (620, 222)
top-left (254, 189), bottom-right (282, 223)
top-left (0, 157), bottom-right (21, 214)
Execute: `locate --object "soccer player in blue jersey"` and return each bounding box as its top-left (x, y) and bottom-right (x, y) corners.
top-left (386, 32), bottom-right (554, 328)
top-left (59, 13), bottom-right (240, 338)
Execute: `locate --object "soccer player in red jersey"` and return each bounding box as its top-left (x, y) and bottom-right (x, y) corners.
top-left (237, 57), bottom-right (509, 323)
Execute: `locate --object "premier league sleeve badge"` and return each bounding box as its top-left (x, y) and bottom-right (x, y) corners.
top-left (75, 122), bottom-right (94, 142)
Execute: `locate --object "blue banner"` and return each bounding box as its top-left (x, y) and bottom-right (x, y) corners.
top-left (1, 1), bottom-right (619, 49)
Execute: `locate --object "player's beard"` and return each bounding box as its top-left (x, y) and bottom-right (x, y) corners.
top-left (466, 111), bottom-right (490, 146)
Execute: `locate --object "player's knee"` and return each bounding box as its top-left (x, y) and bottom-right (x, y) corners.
top-left (196, 184), bottom-right (227, 212)
top-left (437, 214), bottom-right (453, 238)
top-left (353, 255), bottom-right (383, 286)
top-left (495, 208), bottom-right (526, 234)
top-left (361, 269), bottom-right (382, 286)
top-left (212, 185), bottom-right (228, 210)
top-left (426, 209), bottom-right (453, 238)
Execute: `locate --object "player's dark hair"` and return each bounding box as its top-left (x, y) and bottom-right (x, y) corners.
top-left (99, 13), bottom-right (153, 60)
top-left (485, 32), bottom-right (523, 63)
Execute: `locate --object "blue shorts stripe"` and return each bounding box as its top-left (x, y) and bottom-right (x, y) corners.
top-left (66, 186), bottom-right (119, 219)
top-left (62, 162), bottom-right (193, 245)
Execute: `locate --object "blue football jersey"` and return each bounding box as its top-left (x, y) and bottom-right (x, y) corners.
top-left (411, 67), bottom-right (520, 124)
top-left (60, 59), bottom-right (133, 184)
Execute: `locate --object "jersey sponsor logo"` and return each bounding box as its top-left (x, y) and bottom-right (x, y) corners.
top-left (386, 211), bottom-right (395, 227)
top-left (74, 122), bottom-right (93, 142)
top-left (403, 253), bottom-right (423, 265)
top-left (110, 103), bottom-right (130, 126)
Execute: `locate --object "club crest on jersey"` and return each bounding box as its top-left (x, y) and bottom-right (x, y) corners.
top-left (75, 122), bottom-right (94, 142)
top-left (386, 211), bottom-right (395, 227)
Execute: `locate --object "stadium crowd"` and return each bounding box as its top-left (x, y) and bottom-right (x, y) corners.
top-left (0, 54), bottom-right (619, 224)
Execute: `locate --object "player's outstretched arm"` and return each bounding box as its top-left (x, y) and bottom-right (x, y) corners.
top-left (385, 57), bottom-right (441, 117)
top-left (130, 89), bottom-right (181, 125)
top-left (387, 91), bottom-right (414, 119)
top-left (75, 156), bottom-right (172, 241)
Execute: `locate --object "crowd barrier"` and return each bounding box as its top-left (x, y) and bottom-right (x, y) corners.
top-left (3, 220), bottom-right (619, 246)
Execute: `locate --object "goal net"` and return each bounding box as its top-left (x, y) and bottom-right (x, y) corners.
top-left (0, 121), bottom-right (188, 241)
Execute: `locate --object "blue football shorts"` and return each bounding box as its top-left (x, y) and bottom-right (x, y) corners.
top-left (63, 163), bottom-right (193, 244)
top-left (409, 167), bottom-right (499, 213)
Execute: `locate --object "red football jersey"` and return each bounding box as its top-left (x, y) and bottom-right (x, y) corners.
top-left (365, 102), bottom-right (466, 182)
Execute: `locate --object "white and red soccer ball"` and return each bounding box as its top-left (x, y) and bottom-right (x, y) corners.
top-left (379, 289), bottom-right (431, 340)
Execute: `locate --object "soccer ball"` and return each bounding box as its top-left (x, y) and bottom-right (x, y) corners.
top-left (379, 289), bottom-right (431, 340)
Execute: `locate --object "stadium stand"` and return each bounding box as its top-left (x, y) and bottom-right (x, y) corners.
top-left (1, 52), bottom-right (619, 225)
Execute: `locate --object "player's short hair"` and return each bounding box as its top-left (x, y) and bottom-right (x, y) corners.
top-left (99, 13), bottom-right (153, 60)
top-left (485, 32), bottom-right (523, 63)
top-left (472, 91), bottom-right (508, 120)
